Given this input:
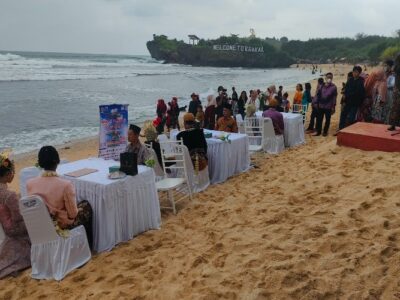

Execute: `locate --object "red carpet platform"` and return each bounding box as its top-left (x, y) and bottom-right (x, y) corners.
top-left (337, 122), bottom-right (400, 152)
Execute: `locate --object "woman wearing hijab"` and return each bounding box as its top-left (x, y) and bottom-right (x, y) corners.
top-left (204, 95), bottom-right (217, 130)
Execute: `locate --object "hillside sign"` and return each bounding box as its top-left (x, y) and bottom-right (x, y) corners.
top-left (212, 44), bottom-right (264, 53)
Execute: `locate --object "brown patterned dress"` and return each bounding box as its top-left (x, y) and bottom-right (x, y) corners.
top-left (0, 183), bottom-right (31, 278)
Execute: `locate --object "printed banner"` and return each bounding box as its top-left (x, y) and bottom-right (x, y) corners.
top-left (98, 104), bottom-right (129, 160)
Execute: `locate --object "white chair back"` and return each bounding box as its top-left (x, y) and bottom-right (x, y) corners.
top-left (236, 114), bottom-right (244, 123)
top-left (291, 104), bottom-right (308, 124)
top-left (19, 167), bottom-right (41, 198)
top-left (19, 195), bottom-right (59, 244)
top-left (244, 117), bottom-right (264, 146)
top-left (0, 223), bottom-right (5, 245)
top-left (263, 117), bottom-right (276, 138)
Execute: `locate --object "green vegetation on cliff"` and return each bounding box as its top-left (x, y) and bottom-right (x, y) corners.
top-left (147, 35), bottom-right (294, 68)
top-left (147, 33), bottom-right (400, 68)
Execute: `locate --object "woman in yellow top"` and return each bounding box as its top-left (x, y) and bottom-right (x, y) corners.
top-left (293, 83), bottom-right (303, 105)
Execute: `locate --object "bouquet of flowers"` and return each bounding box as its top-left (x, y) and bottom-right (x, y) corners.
top-left (215, 134), bottom-right (231, 143)
top-left (145, 158), bottom-right (156, 168)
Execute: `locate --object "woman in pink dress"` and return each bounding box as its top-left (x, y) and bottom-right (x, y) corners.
top-left (0, 155), bottom-right (31, 278)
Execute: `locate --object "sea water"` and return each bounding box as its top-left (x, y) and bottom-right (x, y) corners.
top-left (0, 51), bottom-right (316, 154)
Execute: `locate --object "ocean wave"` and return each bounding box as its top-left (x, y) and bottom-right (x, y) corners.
top-left (0, 53), bottom-right (25, 61)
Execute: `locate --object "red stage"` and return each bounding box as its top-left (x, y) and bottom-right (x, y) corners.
top-left (337, 122), bottom-right (400, 152)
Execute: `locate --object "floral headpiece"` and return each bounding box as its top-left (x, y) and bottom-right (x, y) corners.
top-left (0, 149), bottom-right (14, 171)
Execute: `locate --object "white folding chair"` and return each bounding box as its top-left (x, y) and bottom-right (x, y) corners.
top-left (263, 118), bottom-right (285, 154)
top-left (0, 223), bottom-right (5, 246)
top-left (236, 114), bottom-right (245, 133)
top-left (19, 167), bottom-right (41, 198)
top-left (19, 195), bottom-right (91, 281)
top-left (244, 117), bottom-right (264, 152)
top-left (156, 140), bottom-right (192, 214)
top-left (291, 104), bottom-right (308, 125)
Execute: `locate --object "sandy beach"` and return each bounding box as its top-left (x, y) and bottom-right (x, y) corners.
top-left (4, 64), bottom-right (400, 299)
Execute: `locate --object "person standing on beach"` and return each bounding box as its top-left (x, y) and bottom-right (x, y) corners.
top-left (277, 86), bottom-right (283, 103)
top-left (188, 93), bottom-right (201, 116)
top-left (204, 95), bottom-right (217, 130)
top-left (306, 78), bottom-right (324, 133)
top-left (388, 54), bottom-right (400, 131)
top-left (246, 90), bottom-right (260, 112)
top-left (238, 91), bottom-right (247, 119)
top-left (314, 73), bottom-right (337, 136)
top-left (166, 97), bottom-right (180, 131)
top-left (339, 66), bottom-right (365, 129)
top-left (231, 87), bottom-right (238, 102)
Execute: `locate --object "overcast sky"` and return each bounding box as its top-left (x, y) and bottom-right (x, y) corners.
top-left (1, 0), bottom-right (399, 55)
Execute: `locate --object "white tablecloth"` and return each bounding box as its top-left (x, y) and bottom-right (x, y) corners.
top-left (255, 112), bottom-right (305, 147)
top-left (57, 158), bottom-right (161, 253)
top-left (171, 130), bottom-right (250, 184)
top-left (204, 130), bottom-right (250, 184)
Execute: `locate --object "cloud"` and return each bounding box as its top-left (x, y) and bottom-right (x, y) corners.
top-left (0, 0), bottom-right (399, 54)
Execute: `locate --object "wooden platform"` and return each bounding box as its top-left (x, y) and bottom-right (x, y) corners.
top-left (337, 122), bottom-right (400, 152)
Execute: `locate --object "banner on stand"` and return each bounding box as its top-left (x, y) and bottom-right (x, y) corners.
top-left (98, 104), bottom-right (129, 160)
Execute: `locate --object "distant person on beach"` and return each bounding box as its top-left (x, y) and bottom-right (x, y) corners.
top-left (156, 99), bottom-right (167, 119)
top-left (177, 113), bottom-right (208, 172)
top-left (293, 84), bottom-right (303, 106)
top-left (166, 97), bottom-right (180, 131)
top-left (262, 98), bottom-right (284, 135)
top-left (314, 73), bottom-right (337, 136)
top-left (238, 91), bottom-right (247, 119)
top-left (306, 78), bottom-right (324, 133)
top-left (188, 93), bottom-right (201, 116)
top-left (215, 103), bottom-right (238, 133)
top-left (0, 154), bottom-right (31, 279)
top-left (246, 90), bottom-right (260, 111)
top-left (27, 146), bottom-right (93, 248)
top-left (277, 86), bottom-right (283, 103)
top-left (339, 66), bottom-right (365, 129)
top-left (281, 92), bottom-right (290, 112)
top-left (302, 83), bottom-right (312, 108)
top-left (385, 60), bottom-right (396, 125)
top-left (204, 95), bottom-right (217, 130)
top-left (195, 105), bottom-right (205, 128)
top-left (231, 87), bottom-right (238, 102)
top-left (388, 54), bottom-right (400, 130)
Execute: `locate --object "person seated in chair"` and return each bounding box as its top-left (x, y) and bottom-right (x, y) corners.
top-left (126, 124), bottom-right (152, 165)
top-left (215, 103), bottom-right (238, 133)
top-left (27, 146), bottom-right (93, 248)
top-left (262, 98), bottom-right (284, 135)
top-left (177, 113), bottom-right (208, 172)
top-left (0, 154), bottom-right (31, 279)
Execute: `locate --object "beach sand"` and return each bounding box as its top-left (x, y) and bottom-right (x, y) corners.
top-left (4, 64), bottom-right (400, 299)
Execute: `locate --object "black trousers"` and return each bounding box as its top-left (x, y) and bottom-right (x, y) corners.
top-left (306, 107), bottom-right (318, 130)
top-left (316, 108), bottom-right (332, 134)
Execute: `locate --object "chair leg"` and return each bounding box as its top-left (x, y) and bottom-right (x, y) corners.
top-left (168, 190), bottom-right (176, 214)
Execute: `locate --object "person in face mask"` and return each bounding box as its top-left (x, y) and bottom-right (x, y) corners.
top-left (313, 72), bottom-right (338, 136)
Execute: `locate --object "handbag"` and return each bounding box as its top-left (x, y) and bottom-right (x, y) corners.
top-left (120, 152), bottom-right (138, 176)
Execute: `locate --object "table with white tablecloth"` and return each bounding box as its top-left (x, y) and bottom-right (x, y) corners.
top-left (170, 130), bottom-right (250, 184)
top-left (57, 158), bottom-right (161, 253)
top-left (255, 111), bottom-right (305, 147)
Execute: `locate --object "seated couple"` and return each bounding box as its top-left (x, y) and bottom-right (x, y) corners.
top-left (26, 146), bottom-right (93, 249)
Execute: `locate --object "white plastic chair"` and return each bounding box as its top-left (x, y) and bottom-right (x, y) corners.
top-left (244, 117), bottom-right (264, 152)
top-left (236, 114), bottom-right (245, 133)
top-left (262, 118), bottom-right (285, 154)
top-left (0, 223), bottom-right (5, 246)
top-left (291, 104), bottom-right (308, 125)
top-left (19, 167), bottom-right (41, 198)
top-left (19, 195), bottom-right (91, 281)
top-left (156, 140), bottom-right (192, 214)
